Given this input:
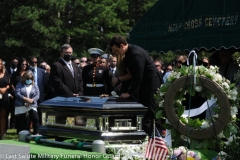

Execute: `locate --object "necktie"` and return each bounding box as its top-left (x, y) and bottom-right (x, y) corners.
top-left (69, 64), bottom-right (74, 77)
top-left (111, 69), bottom-right (115, 77)
top-left (33, 69), bottom-right (38, 85)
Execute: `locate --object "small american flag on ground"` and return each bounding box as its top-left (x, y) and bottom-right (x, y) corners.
top-left (145, 127), bottom-right (168, 160)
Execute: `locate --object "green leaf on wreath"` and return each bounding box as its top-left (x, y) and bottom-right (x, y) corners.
top-left (179, 66), bottom-right (188, 75)
top-left (205, 89), bottom-right (212, 99)
top-left (212, 107), bottom-right (220, 114)
top-left (160, 83), bottom-right (170, 92)
top-left (207, 139), bottom-right (214, 148)
top-left (230, 83), bottom-right (236, 88)
top-left (155, 110), bottom-right (164, 119)
top-left (190, 139), bottom-right (199, 149)
top-left (180, 117), bottom-right (187, 124)
top-left (201, 89), bottom-right (212, 99)
top-left (227, 123), bottom-right (238, 134)
top-left (171, 128), bottom-right (177, 137)
top-left (223, 126), bottom-right (231, 138)
top-left (194, 119), bottom-right (202, 128)
top-left (175, 89), bottom-right (185, 100)
top-left (202, 139), bottom-right (209, 149)
top-left (175, 102), bottom-right (185, 117)
top-left (187, 85), bottom-right (196, 96)
top-left (195, 141), bottom-right (203, 149)
top-left (187, 118), bottom-right (196, 127)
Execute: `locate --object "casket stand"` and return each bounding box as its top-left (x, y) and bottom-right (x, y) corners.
top-left (38, 96), bottom-right (148, 143)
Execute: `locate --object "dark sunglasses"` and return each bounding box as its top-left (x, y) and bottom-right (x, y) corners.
top-left (175, 60), bottom-right (182, 64)
top-left (166, 68), bottom-right (172, 71)
top-left (90, 54), bottom-right (99, 58)
top-left (76, 63), bottom-right (80, 65)
top-left (26, 78), bottom-right (33, 80)
top-left (31, 61), bottom-right (37, 64)
top-left (21, 64), bottom-right (27, 66)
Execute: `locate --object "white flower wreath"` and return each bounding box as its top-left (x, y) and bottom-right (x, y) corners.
top-left (155, 65), bottom-right (240, 149)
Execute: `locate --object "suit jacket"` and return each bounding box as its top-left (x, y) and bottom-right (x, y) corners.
top-left (219, 59), bottom-right (239, 83)
top-left (28, 67), bottom-right (45, 103)
top-left (14, 83), bottom-right (40, 108)
top-left (124, 44), bottom-right (162, 95)
top-left (50, 59), bottom-right (83, 97)
top-left (6, 67), bottom-right (15, 77)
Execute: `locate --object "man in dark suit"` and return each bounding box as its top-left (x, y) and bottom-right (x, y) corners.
top-left (50, 44), bottom-right (83, 97)
top-left (28, 56), bottom-right (46, 103)
top-left (5, 57), bottom-right (19, 130)
top-left (28, 56), bottom-right (46, 126)
top-left (109, 35), bottom-right (163, 134)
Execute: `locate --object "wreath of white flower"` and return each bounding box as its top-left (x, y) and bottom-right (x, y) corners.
top-left (155, 65), bottom-right (240, 149)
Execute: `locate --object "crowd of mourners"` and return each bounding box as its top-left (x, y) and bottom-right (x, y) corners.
top-left (0, 35), bottom-right (238, 140)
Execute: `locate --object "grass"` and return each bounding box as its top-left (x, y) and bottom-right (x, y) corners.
top-left (5, 129), bottom-right (18, 140)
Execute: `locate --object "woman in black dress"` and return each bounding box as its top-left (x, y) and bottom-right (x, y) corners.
top-left (11, 57), bottom-right (28, 89)
top-left (0, 59), bottom-right (10, 140)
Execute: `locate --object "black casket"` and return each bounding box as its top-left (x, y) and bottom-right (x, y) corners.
top-left (38, 96), bottom-right (148, 142)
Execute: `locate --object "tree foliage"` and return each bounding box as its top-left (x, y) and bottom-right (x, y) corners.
top-left (0, 0), bottom-right (158, 64)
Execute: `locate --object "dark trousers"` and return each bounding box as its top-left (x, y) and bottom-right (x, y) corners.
top-left (5, 98), bottom-right (15, 130)
top-left (16, 109), bottom-right (39, 134)
top-left (0, 107), bottom-right (6, 139)
top-left (139, 91), bottom-right (162, 135)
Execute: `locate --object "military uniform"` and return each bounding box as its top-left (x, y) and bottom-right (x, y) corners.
top-left (82, 64), bottom-right (111, 96)
top-left (82, 48), bottom-right (111, 96)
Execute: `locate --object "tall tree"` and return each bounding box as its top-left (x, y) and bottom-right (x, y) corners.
top-left (1, 0), bottom-right (158, 63)
top-left (128, 0), bottom-right (158, 27)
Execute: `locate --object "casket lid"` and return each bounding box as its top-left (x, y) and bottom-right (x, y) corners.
top-left (39, 96), bottom-right (148, 110)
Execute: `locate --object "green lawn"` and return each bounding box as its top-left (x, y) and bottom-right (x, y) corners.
top-left (5, 129), bottom-right (18, 140)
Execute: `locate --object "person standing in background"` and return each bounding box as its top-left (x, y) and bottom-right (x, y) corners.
top-left (39, 60), bottom-right (47, 71)
top-left (109, 56), bottom-right (118, 78)
top-left (0, 59), bottom-right (10, 140)
top-left (154, 59), bottom-right (164, 73)
top-left (99, 57), bottom-right (108, 67)
top-left (6, 57), bottom-right (19, 76)
top-left (50, 44), bottom-right (83, 97)
top-left (218, 48), bottom-right (239, 83)
top-left (9, 57), bottom-right (29, 130)
top-left (82, 48), bottom-right (111, 96)
top-left (80, 57), bottom-right (87, 69)
top-left (28, 56), bottom-right (45, 103)
top-left (14, 70), bottom-right (40, 134)
top-left (5, 57), bottom-right (18, 131)
top-left (28, 56), bottom-right (45, 126)
top-left (11, 58), bottom-right (29, 93)
top-left (45, 65), bottom-right (51, 74)
top-left (86, 58), bottom-right (93, 65)
top-left (71, 56), bottom-right (81, 68)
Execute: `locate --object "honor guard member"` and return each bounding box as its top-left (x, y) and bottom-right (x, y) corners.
top-left (82, 48), bottom-right (111, 96)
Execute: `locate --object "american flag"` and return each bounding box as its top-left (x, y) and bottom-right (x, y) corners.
top-left (145, 127), bottom-right (168, 160)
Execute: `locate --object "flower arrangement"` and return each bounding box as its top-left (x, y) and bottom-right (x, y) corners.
top-left (107, 140), bottom-right (148, 160)
top-left (167, 146), bottom-right (201, 160)
top-left (213, 132), bottom-right (240, 160)
top-left (155, 65), bottom-right (240, 149)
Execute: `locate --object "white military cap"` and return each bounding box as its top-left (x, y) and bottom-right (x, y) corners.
top-left (101, 54), bottom-right (108, 59)
top-left (88, 48), bottom-right (103, 55)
